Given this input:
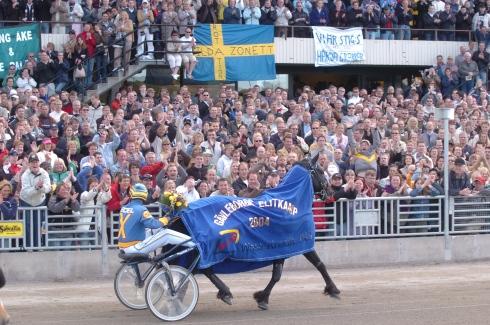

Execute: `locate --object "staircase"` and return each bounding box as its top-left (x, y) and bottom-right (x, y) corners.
top-left (83, 59), bottom-right (167, 102)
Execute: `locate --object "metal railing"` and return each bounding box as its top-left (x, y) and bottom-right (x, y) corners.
top-left (2, 195), bottom-right (490, 252)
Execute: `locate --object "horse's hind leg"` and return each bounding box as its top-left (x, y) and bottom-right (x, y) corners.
top-left (303, 251), bottom-right (341, 299)
top-left (201, 267), bottom-right (234, 305)
top-left (253, 259), bottom-right (284, 310)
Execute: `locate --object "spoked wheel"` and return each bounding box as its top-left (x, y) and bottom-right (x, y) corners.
top-left (114, 262), bottom-right (154, 310)
top-left (146, 266), bottom-right (199, 322)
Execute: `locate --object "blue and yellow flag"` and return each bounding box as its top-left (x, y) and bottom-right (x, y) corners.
top-left (193, 24), bottom-right (276, 81)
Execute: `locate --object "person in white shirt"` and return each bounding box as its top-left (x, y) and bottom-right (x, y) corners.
top-left (176, 176), bottom-right (200, 203)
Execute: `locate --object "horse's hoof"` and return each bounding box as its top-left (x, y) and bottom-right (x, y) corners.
top-left (220, 292), bottom-right (233, 305)
top-left (258, 301), bottom-right (269, 310)
top-left (324, 285), bottom-right (341, 300)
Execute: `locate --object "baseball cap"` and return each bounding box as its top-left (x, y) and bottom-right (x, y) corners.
top-left (82, 162), bottom-right (92, 169)
top-left (203, 148), bottom-right (213, 156)
top-left (383, 5), bottom-right (390, 10)
top-left (231, 132), bottom-right (239, 137)
top-left (11, 95), bottom-right (19, 99)
top-left (42, 139), bottom-right (52, 144)
top-left (474, 177), bottom-right (486, 183)
top-left (142, 0), bottom-right (148, 3)
top-left (332, 173), bottom-right (342, 180)
top-left (454, 157), bottom-right (466, 166)
top-left (9, 90), bottom-right (17, 96)
top-left (28, 153), bottom-right (39, 162)
top-left (50, 124), bottom-right (58, 130)
top-left (8, 149), bottom-right (18, 156)
top-left (360, 139), bottom-right (371, 146)
top-left (270, 169), bottom-right (279, 176)
top-left (172, 98), bottom-right (180, 103)
top-left (183, 120), bottom-right (192, 126)
top-left (142, 174), bottom-right (153, 180)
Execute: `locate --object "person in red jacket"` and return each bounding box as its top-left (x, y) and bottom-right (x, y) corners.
top-left (78, 23), bottom-right (97, 89)
top-left (0, 140), bottom-right (8, 164)
top-left (140, 151), bottom-right (164, 188)
top-left (106, 174), bottom-right (131, 242)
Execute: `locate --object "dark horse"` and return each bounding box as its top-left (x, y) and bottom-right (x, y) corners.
top-left (170, 160), bottom-right (340, 310)
top-left (250, 160), bottom-right (340, 310)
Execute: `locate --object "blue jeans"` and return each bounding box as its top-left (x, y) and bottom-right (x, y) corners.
top-left (380, 31), bottom-right (394, 40)
top-left (425, 33), bottom-right (435, 41)
top-left (85, 57), bottom-right (95, 88)
top-left (397, 25), bottom-right (410, 40)
top-left (476, 70), bottom-right (487, 86)
top-left (41, 22), bottom-right (50, 34)
top-left (95, 54), bottom-right (107, 82)
top-left (55, 81), bottom-right (67, 94)
top-left (456, 35), bottom-right (469, 42)
top-left (49, 233), bottom-right (75, 251)
top-left (77, 232), bottom-right (95, 250)
top-left (439, 32), bottom-right (454, 41)
top-left (365, 30), bottom-right (376, 39)
top-left (73, 63), bottom-right (87, 94)
top-left (20, 199), bottom-right (45, 249)
top-left (460, 77), bottom-right (475, 94)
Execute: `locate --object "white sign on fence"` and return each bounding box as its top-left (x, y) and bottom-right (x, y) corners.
top-left (312, 27), bottom-right (365, 67)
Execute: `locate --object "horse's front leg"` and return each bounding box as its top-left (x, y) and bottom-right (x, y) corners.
top-left (303, 251), bottom-right (341, 299)
top-left (201, 267), bottom-right (234, 305)
top-left (253, 259), bottom-right (285, 310)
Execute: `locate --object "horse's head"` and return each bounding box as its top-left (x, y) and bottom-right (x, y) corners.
top-left (293, 159), bottom-right (326, 195)
top-left (0, 298), bottom-right (9, 325)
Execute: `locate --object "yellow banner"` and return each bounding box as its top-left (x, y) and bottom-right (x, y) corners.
top-left (0, 221), bottom-right (24, 237)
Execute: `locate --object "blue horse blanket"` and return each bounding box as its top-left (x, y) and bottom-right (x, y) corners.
top-left (180, 165), bottom-right (316, 273)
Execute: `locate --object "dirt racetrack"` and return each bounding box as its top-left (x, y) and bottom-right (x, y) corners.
top-left (4, 260), bottom-right (490, 325)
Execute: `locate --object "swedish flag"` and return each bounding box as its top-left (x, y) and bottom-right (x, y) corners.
top-left (193, 24), bottom-right (276, 81)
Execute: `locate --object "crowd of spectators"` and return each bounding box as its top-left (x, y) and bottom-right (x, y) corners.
top-left (2, 40), bottom-right (490, 247)
top-left (5, 0), bottom-right (490, 101)
top-left (3, 0), bottom-right (490, 40)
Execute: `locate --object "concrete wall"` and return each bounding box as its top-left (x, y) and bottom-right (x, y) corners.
top-left (2, 235), bottom-right (490, 282)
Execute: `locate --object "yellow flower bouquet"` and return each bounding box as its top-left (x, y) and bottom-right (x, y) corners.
top-left (159, 190), bottom-right (188, 215)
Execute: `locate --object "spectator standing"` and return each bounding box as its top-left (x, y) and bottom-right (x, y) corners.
top-left (47, 181), bottom-right (80, 250)
top-left (35, 51), bottom-right (57, 98)
top-left (329, 0), bottom-right (346, 27)
top-left (347, 0), bottom-right (364, 27)
top-left (137, 0), bottom-right (155, 60)
top-left (224, 0), bottom-right (242, 24)
top-left (472, 4), bottom-right (490, 31)
top-left (80, 177), bottom-right (112, 247)
top-left (36, 0), bottom-right (53, 33)
top-left (458, 52), bottom-right (479, 94)
top-left (82, 0), bottom-right (98, 24)
top-left (471, 42), bottom-right (489, 86)
top-left (395, 0), bottom-right (413, 40)
top-left (309, 0), bottom-right (328, 26)
top-left (274, 0), bottom-right (293, 37)
top-left (260, 0), bottom-right (277, 25)
top-left (380, 6), bottom-right (398, 40)
top-left (20, 153), bottom-right (52, 249)
top-left (363, 5), bottom-right (379, 39)
top-left (423, 4), bottom-right (440, 41)
top-left (455, 6), bottom-right (472, 42)
top-left (290, 0), bottom-right (310, 37)
top-left (67, 0), bottom-right (84, 34)
top-left (439, 3), bottom-right (456, 41)
top-left (243, 0), bottom-right (261, 25)
top-left (50, 0), bottom-right (69, 34)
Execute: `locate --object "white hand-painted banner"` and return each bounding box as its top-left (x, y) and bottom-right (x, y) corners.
top-left (312, 27), bottom-right (365, 67)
